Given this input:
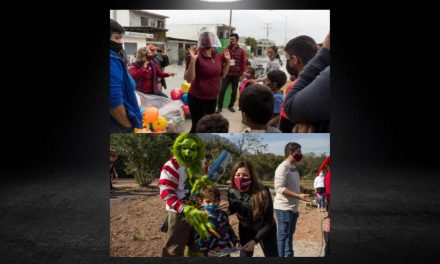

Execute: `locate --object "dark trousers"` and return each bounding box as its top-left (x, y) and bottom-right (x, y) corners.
top-left (218, 75), bottom-right (240, 109)
top-left (238, 223), bottom-right (278, 257)
top-left (188, 93), bottom-right (217, 133)
top-left (279, 116), bottom-right (295, 133)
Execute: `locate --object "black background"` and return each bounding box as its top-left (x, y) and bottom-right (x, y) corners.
top-left (1, 0), bottom-right (439, 263)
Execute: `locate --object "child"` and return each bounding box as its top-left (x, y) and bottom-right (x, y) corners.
top-left (265, 70), bottom-right (287, 128)
top-left (314, 171), bottom-right (326, 212)
top-left (239, 67), bottom-right (258, 95)
top-left (195, 113), bottom-right (229, 133)
top-left (239, 84), bottom-right (282, 132)
top-left (193, 185), bottom-right (241, 257)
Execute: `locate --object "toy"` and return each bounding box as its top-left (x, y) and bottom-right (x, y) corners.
top-left (143, 107), bottom-right (159, 124)
top-left (152, 116), bottom-right (168, 131)
top-left (181, 104), bottom-right (190, 116)
top-left (181, 81), bottom-right (191, 94)
top-left (170, 88), bottom-right (183, 100)
top-left (181, 93), bottom-right (188, 104)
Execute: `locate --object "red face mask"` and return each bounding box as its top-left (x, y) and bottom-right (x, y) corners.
top-left (146, 54), bottom-right (155, 60)
top-left (293, 153), bottom-right (303, 162)
top-left (234, 177), bottom-right (252, 192)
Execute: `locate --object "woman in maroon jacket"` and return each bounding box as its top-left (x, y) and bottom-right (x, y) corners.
top-left (184, 28), bottom-right (231, 133)
top-left (130, 47), bottom-right (175, 97)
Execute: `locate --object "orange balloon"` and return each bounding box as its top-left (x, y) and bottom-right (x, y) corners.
top-left (143, 107), bottom-right (159, 124)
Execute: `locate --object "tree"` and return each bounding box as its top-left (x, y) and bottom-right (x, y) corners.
top-left (245, 37), bottom-right (258, 55)
top-left (232, 134), bottom-right (267, 156)
top-left (110, 134), bottom-right (175, 187)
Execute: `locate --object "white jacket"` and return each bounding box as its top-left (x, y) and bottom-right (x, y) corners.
top-left (314, 172), bottom-right (325, 189)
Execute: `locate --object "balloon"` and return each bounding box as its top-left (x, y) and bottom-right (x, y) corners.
top-left (181, 93), bottom-right (188, 104)
top-left (152, 116), bottom-right (168, 131)
top-left (182, 104), bottom-right (190, 116)
top-left (143, 107), bottom-right (159, 124)
top-left (181, 81), bottom-right (191, 94)
top-left (170, 88), bottom-right (183, 100)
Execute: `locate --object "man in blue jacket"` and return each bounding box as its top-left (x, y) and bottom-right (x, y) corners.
top-left (110, 19), bottom-right (143, 133)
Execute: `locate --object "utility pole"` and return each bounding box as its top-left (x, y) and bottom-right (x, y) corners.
top-left (265, 23), bottom-right (271, 39)
top-left (229, 10), bottom-right (232, 36)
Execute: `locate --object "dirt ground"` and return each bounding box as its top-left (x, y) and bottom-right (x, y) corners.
top-left (110, 178), bottom-right (328, 257)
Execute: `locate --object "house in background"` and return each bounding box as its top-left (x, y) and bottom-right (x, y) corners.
top-left (256, 38), bottom-right (276, 57)
top-left (110, 10), bottom-right (168, 61)
top-left (167, 24), bottom-right (236, 48)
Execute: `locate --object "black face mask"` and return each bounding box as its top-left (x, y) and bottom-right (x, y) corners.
top-left (286, 61), bottom-right (299, 77)
top-left (110, 41), bottom-right (123, 53)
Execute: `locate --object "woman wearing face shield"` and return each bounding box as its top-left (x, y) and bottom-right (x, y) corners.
top-left (184, 28), bottom-right (231, 133)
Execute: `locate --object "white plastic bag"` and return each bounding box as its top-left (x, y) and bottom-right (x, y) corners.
top-left (135, 91), bottom-right (185, 132)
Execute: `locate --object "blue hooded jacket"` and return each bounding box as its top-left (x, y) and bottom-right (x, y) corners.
top-left (110, 50), bottom-right (143, 132)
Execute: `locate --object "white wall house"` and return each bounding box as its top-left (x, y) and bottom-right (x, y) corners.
top-left (257, 38), bottom-right (276, 57)
top-left (166, 24), bottom-right (235, 42)
top-left (110, 10), bottom-right (168, 61)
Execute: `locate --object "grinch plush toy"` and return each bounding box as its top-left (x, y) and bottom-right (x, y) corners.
top-left (171, 133), bottom-right (215, 240)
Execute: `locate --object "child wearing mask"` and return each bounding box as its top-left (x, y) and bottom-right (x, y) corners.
top-left (191, 185), bottom-right (241, 257)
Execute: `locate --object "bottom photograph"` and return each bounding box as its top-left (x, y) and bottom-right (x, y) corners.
top-left (109, 133), bottom-right (330, 257)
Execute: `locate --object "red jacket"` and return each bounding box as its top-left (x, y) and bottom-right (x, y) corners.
top-left (226, 44), bottom-right (246, 76)
top-left (130, 62), bottom-right (170, 94)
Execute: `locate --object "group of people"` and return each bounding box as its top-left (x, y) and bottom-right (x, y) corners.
top-left (110, 19), bottom-right (176, 133)
top-left (110, 18), bottom-right (330, 133)
top-left (180, 27), bottom-right (330, 133)
top-left (158, 134), bottom-right (331, 257)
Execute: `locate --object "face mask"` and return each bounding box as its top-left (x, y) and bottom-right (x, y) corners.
top-left (202, 205), bottom-right (218, 215)
top-left (234, 177), bottom-right (252, 192)
top-left (286, 61), bottom-right (299, 77)
top-left (244, 73), bottom-right (251, 79)
top-left (146, 54), bottom-right (155, 60)
top-left (109, 41), bottom-right (123, 53)
top-left (293, 153), bottom-right (303, 162)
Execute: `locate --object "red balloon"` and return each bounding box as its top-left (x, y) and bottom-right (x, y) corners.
top-left (181, 104), bottom-right (190, 116)
top-left (170, 88), bottom-right (183, 100)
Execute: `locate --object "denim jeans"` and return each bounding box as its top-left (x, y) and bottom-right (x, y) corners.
top-left (275, 209), bottom-right (299, 257)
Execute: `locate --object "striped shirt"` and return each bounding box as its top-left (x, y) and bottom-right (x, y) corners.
top-left (159, 157), bottom-right (208, 213)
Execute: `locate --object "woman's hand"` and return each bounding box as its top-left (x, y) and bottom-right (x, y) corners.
top-left (242, 240), bottom-right (256, 252)
top-left (223, 48), bottom-right (231, 63)
top-left (188, 47), bottom-right (199, 61)
top-left (169, 73), bottom-right (176, 77)
top-left (143, 60), bottom-right (149, 68)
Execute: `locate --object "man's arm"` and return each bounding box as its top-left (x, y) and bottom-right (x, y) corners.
top-left (110, 105), bottom-right (132, 128)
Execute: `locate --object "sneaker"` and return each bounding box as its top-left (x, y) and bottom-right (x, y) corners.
top-left (228, 106), bottom-right (236, 112)
top-left (215, 108), bottom-right (222, 113)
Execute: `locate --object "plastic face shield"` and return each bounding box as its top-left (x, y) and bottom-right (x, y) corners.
top-left (197, 27), bottom-right (222, 49)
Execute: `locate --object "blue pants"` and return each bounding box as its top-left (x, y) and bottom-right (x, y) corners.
top-left (275, 209), bottom-right (299, 257)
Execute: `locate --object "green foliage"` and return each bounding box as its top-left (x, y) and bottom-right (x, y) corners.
top-left (294, 152), bottom-right (328, 179)
top-left (245, 37), bottom-right (258, 54)
top-left (244, 153), bottom-right (285, 181)
top-left (110, 134), bottom-right (175, 187)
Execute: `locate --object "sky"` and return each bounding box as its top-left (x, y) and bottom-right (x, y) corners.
top-left (212, 133), bottom-right (330, 156)
top-left (148, 9), bottom-right (330, 46)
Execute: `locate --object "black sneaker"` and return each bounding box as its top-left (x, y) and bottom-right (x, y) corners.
top-left (215, 108), bottom-right (222, 113)
top-left (228, 106), bottom-right (236, 112)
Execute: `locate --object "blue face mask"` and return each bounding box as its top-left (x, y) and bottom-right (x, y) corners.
top-left (202, 205), bottom-right (219, 214)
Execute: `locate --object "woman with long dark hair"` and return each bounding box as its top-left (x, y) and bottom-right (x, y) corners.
top-left (227, 160), bottom-right (278, 257)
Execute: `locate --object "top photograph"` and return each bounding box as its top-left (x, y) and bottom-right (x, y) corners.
top-left (110, 9), bottom-right (330, 133)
